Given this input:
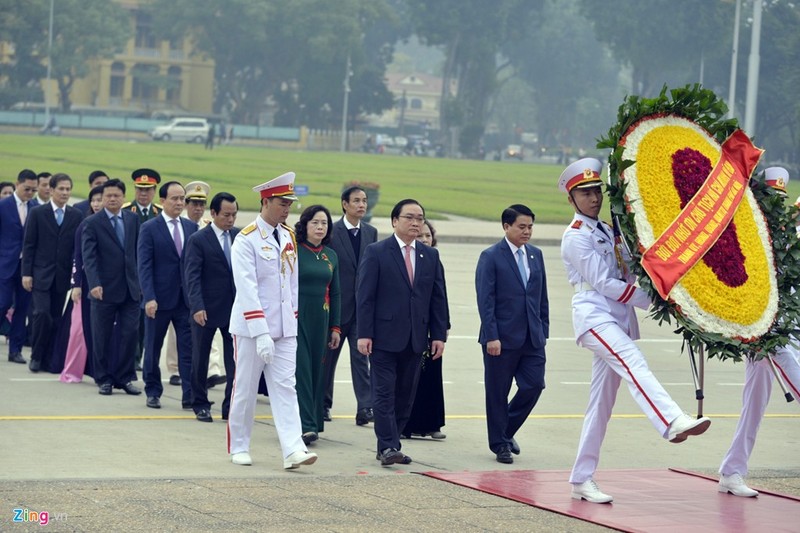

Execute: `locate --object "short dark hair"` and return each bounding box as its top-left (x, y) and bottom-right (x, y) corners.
top-left (391, 198), bottom-right (424, 221)
top-left (294, 204), bottom-right (333, 246)
top-left (423, 220), bottom-right (438, 247)
top-left (37, 172), bottom-right (52, 181)
top-left (88, 170), bottom-right (108, 186)
top-left (210, 192), bottom-right (237, 214)
top-left (49, 173), bottom-right (72, 189)
top-left (159, 181), bottom-right (184, 199)
top-left (103, 178), bottom-right (126, 195)
top-left (89, 185), bottom-right (105, 200)
top-left (18, 169), bottom-right (37, 183)
top-left (0, 181), bottom-right (14, 192)
top-left (501, 204), bottom-right (535, 227)
top-left (341, 185), bottom-right (366, 213)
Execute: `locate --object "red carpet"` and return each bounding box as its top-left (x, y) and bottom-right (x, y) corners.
top-left (421, 468), bottom-right (799, 532)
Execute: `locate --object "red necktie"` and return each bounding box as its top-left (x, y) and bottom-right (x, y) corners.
top-left (404, 245), bottom-right (414, 284)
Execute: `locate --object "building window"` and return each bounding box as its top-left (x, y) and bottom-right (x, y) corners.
top-left (131, 63), bottom-right (160, 103)
top-left (166, 66), bottom-right (182, 104)
top-left (135, 12), bottom-right (156, 50)
top-left (410, 98), bottom-right (423, 110)
top-left (109, 61), bottom-right (125, 101)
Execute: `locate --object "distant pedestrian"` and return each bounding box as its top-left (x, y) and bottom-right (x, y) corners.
top-left (205, 124), bottom-right (215, 150)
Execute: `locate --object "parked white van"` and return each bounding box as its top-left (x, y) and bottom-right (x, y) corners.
top-left (150, 118), bottom-right (210, 143)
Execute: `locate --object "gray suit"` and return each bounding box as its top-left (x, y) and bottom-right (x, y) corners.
top-left (323, 217), bottom-right (378, 412)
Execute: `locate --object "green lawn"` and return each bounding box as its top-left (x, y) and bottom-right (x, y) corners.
top-left (0, 133), bottom-right (575, 222)
top-left (4, 133), bottom-right (795, 223)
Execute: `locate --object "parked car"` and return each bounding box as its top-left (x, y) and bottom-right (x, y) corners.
top-left (505, 144), bottom-right (524, 160)
top-left (150, 117), bottom-right (210, 143)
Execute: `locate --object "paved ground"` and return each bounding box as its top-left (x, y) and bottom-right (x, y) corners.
top-left (1, 215), bottom-right (798, 532)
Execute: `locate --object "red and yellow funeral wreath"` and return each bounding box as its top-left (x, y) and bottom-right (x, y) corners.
top-left (600, 85), bottom-right (800, 361)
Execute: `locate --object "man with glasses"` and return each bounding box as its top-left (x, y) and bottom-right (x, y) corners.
top-left (357, 199), bottom-right (449, 466)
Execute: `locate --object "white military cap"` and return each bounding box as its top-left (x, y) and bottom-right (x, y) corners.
top-left (763, 166), bottom-right (789, 195)
top-left (185, 181), bottom-right (210, 201)
top-left (253, 172), bottom-right (298, 200)
top-left (558, 158), bottom-right (603, 193)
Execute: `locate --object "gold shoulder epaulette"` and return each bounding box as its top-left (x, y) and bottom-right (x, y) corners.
top-left (280, 223), bottom-right (295, 233)
top-left (241, 222), bottom-right (257, 235)
top-left (571, 220), bottom-right (583, 229)
top-left (153, 202), bottom-right (163, 210)
top-left (121, 201), bottom-right (133, 209)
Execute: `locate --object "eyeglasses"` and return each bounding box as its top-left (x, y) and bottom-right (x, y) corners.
top-left (398, 215), bottom-right (425, 223)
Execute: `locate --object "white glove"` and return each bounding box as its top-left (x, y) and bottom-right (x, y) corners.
top-left (256, 334), bottom-right (275, 364)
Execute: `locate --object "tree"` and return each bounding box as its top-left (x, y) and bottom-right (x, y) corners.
top-left (405, 0), bottom-right (544, 157)
top-left (0, 0), bottom-right (130, 111)
top-left (153, 0), bottom-right (400, 126)
top-left (506, 0), bottom-right (625, 152)
top-left (579, 0), bottom-right (732, 97)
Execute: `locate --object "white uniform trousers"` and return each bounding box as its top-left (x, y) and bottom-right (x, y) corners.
top-left (719, 346), bottom-right (800, 477)
top-left (164, 324), bottom-right (224, 377)
top-left (226, 335), bottom-right (305, 460)
top-left (570, 322), bottom-right (684, 483)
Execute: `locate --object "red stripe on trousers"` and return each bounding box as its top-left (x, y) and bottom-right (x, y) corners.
top-left (589, 328), bottom-right (669, 427)
top-left (775, 360), bottom-right (800, 400)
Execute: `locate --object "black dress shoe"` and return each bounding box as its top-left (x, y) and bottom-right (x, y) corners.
top-left (195, 409), bottom-right (213, 422)
top-left (323, 407), bottom-right (332, 422)
top-left (302, 431), bottom-right (318, 445)
top-left (8, 352), bottom-right (26, 364)
top-left (496, 445), bottom-right (514, 464)
top-left (510, 437), bottom-right (520, 455)
top-left (169, 375), bottom-right (181, 386)
top-left (355, 408), bottom-right (372, 426)
top-left (377, 448), bottom-right (409, 466)
top-left (98, 383), bottom-right (113, 395)
top-left (207, 374), bottom-right (226, 388)
top-left (134, 361), bottom-right (143, 371)
top-left (28, 359), bottom-right (41, 372)
top-left (146, 396), bottom-right (161, 409)
top-left (121, 382), bottom-right (142, 395)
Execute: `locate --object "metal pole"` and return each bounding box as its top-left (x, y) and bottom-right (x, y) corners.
top-left (765, 355), bottom-right (795, 404)
top-left (697, 345), bottom-right (705, 417)
top-left (727, 0), bottom-right (741, 119)
top-left (339, 54), bottom-right (351, 153)
top-left (44, 0), bottom-right (54, 126)
top-left (744, 0), bottom-right (763, 135)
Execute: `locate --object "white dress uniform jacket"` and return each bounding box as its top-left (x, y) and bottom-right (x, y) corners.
top-left (229, 216), bottom-right (298, 339)
top-left (561, 213), bottom-right (650, 342)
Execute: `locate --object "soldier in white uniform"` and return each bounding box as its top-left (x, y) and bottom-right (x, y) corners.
top-left (718, 166), bottom-right (800, 497)
top-left (559, 158), bottom-right (711, 504)
top-left (226, 172), bottom-right (317, 470)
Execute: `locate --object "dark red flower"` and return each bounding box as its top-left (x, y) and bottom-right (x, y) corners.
top-left (672, 148), bottom-right (748, 287)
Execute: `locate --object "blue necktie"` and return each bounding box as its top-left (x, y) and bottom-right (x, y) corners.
top-left (112, 215), bottom-right (125, 246)
top-left (223, 230), bottom-right (232, 268)
top-left (55, 207), bottom-right (63, 226)
top-left (516, 248), bottom-right (528, 283)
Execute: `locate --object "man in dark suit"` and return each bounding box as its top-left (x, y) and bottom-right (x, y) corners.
top-left (82, 179), bottom-right (142, 395)
top-left (0, 169), bottom-right (38, 364)
top-left (476, 204), bottom-right (549, 464)
top-left (33, 172), bottom-right (52, 206)
top-left (184, 192), bottom-right (239, 422)
top-left (324, 185), bottom-right (378, 425)
top-left (123, 168), bottom-right (162, 370)
top-left (357, 199), bottom-right (448, 466)
top-left (21, 173), bottom-right (84, 372)
top-left (139, 180), bottom-right (197, 410)
top-left (73, 170), bottom-right (109, 216)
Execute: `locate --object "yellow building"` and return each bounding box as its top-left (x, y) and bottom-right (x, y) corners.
top-left (69, 1), bottom-right (214, 115)
top-left (367, 72), bottom-right (456, 130)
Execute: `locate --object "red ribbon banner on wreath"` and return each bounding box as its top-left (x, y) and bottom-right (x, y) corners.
top-left (640, 129), bottom-right (764, 299)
